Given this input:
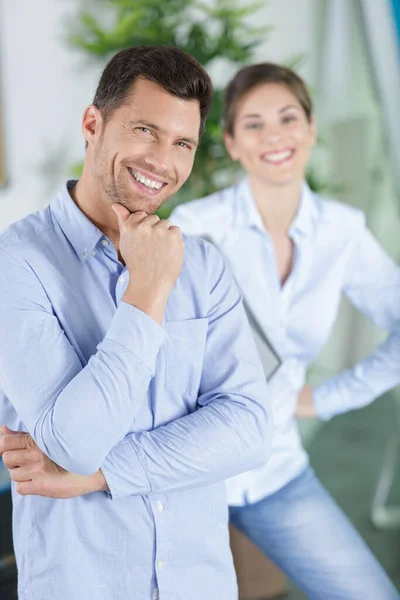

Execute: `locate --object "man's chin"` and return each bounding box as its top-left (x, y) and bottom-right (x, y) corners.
top-left (119, 196), bottom-right (166, 216)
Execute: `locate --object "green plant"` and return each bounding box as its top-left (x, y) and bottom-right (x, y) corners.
top-left (69, 0), bottom-right (271, 216)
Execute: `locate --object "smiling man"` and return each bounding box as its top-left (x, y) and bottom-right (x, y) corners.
top-left (0, 46), bottom-right (271, 600)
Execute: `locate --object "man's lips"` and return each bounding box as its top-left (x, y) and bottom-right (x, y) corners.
top-left (127, 167), bottom-right (168, 196)
top-left (261, 149), bottom-right (295, 165)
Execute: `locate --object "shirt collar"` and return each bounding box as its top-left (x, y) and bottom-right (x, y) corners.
top-left (238, 177), bottom-right (320, 239)
top-left (50, 180), bottom-right (105, 261)
top-left (288, 181), bottom-right (320, 239)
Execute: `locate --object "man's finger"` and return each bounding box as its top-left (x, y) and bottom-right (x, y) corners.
top-left (0, 425), bottom-right (18, 436)
top-left (0, 433), bottom-right (29, 455)
top-left (2, 449), bottom-right (30, 469)
top-left (111, 203), bottom-right (131, 228)
top-left (157, 218), bottom-right (173, 229)
top-left (9, 466), bottom-right (33, 483)
top-left (142, 214), bottom-right (160, 227)
top-left (15, 481), bottom-right (37, 496)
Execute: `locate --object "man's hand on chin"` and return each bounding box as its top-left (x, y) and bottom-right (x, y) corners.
top-left (0, 425), bottom-right (108, 498)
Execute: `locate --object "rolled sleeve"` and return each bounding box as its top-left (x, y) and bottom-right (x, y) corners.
top-left (106, 302), bottom-right (166, 372)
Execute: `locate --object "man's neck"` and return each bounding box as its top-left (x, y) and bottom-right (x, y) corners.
top-left (71, 169), bottom-right (121, 252)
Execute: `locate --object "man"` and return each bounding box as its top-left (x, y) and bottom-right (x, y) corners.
top-left (0, 46), bottom-right (271, 599)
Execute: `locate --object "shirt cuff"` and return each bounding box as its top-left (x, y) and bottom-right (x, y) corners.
top-left (104, 302), bottom-right (166, 373)
top-left (312, 382), bottom-right (342, 421)
top-left (101, 436), bottom-right (151, 500)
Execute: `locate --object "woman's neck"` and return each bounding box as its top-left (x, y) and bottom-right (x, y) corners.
top-left (249, 175), bottom-right (303, 235)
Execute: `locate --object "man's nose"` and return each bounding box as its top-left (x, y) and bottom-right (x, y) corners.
top-left (143, 141), bottom-right (172, 176)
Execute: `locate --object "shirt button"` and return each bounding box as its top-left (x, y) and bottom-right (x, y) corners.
top-left (157, 560), bottom-right (165, 569)
top-left (156, 501), bottom-right (164, 513)
top-left (152, 590), bottom-right (159, 600)
top-left (101, 239), bottom-right (110, 247)
top-left (91, 250), bottom-right (96, 256)
top-left (119, 276), bottom-right (125, 284)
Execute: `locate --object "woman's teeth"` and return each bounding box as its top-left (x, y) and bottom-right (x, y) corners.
top-left (130, 169), bottom-right (163, 190)
top-left (264, 150), bottom-right (293, 163)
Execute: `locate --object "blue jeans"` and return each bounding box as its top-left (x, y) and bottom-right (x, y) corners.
top-left (229, 467), bottom-right (399, 599)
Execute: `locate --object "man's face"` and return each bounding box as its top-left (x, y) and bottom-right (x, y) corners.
top-left (88, 78), bottom-right (201, 214)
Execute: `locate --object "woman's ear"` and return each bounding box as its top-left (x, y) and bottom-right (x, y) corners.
top-left (82, 105), bottom-right (103, 147)
top-left (223, 131), bottom-right (239, 161)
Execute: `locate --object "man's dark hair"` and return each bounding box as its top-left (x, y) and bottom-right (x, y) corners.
top-left (93, 45), bottom-right (213, 135)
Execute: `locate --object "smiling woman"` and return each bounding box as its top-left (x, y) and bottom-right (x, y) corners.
top-left (170, 62), bottom-right (400, 599)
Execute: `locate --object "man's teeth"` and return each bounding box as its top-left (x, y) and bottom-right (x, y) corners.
top-left (265, 150), bottom-right (293, 163)
top-left (130, 169), bottom-right (163, 190)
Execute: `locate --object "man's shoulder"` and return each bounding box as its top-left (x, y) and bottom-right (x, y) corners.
top-left (181, 232), bottom-right (220, 264)
top-left (181, 234), bottom-right (226, 293)
top-left (0, 205), bottom-right (54, 257)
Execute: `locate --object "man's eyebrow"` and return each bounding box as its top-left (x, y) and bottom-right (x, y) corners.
top-left (126, 119), bottom-right (161, 131)
top-left (126, 119), bottom-right (198, 147)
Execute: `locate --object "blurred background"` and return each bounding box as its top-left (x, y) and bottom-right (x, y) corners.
top-left (0, 0), bottom-right (399, 598)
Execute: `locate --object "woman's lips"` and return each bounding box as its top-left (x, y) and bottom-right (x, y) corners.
top-left (261, 149), bottom-right (295, 165)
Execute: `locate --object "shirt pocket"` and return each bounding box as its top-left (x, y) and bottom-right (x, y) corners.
top-left (163, 318), bottom-right (208, 398)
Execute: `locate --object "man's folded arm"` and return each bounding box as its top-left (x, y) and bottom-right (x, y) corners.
top-left (101, 244), bottom-right (272, 499)
top-left (0, 247), bottom-right (165, 475)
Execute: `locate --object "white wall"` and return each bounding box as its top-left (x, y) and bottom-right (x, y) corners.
top-left (251, 0), bottom-right (319, 83)
top-left (308, 0), bottom-right (400, 380)
top-left (0, 0), bottom-right (104, 227)
top-left (0, 0), bottom-right (319, 228)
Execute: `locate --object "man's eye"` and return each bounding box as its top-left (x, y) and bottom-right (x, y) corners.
top-left (177, 141), bottom-right (190, 149)
top-left (137, 127), bottom-right (151, 134)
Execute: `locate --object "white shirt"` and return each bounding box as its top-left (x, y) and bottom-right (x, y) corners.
top-left (171, 178), bottom-right (400, 505)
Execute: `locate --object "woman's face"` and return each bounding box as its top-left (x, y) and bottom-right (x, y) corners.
top-left (224, 82), bottom-right (316, 187)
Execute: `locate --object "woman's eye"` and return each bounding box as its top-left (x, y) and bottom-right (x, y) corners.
top-left (245, 122), bottom-right (262, 130)
top-left (282, 115), bottom-right (296, 124)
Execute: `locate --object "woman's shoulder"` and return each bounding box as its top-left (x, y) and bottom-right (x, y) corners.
top-left (173, 185), bottom-right (236, 220)
top-left (170, 185), bottom-right (238, 235)
top-left (314, 192), bottom-right (366, 233)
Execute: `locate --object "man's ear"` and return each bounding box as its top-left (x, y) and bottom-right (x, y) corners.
top-left (223, 131), bottom-right (239, 161)
top-left (82, 105), bottom-right (103, 147)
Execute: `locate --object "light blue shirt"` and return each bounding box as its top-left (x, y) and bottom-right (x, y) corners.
top-left (170, 178), bottom-right (400, 504)
top-left (0, 181), bottom-right (271, 600)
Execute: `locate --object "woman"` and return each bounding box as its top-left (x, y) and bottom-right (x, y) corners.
top-left (170, 63), bottom-right (400, 599)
